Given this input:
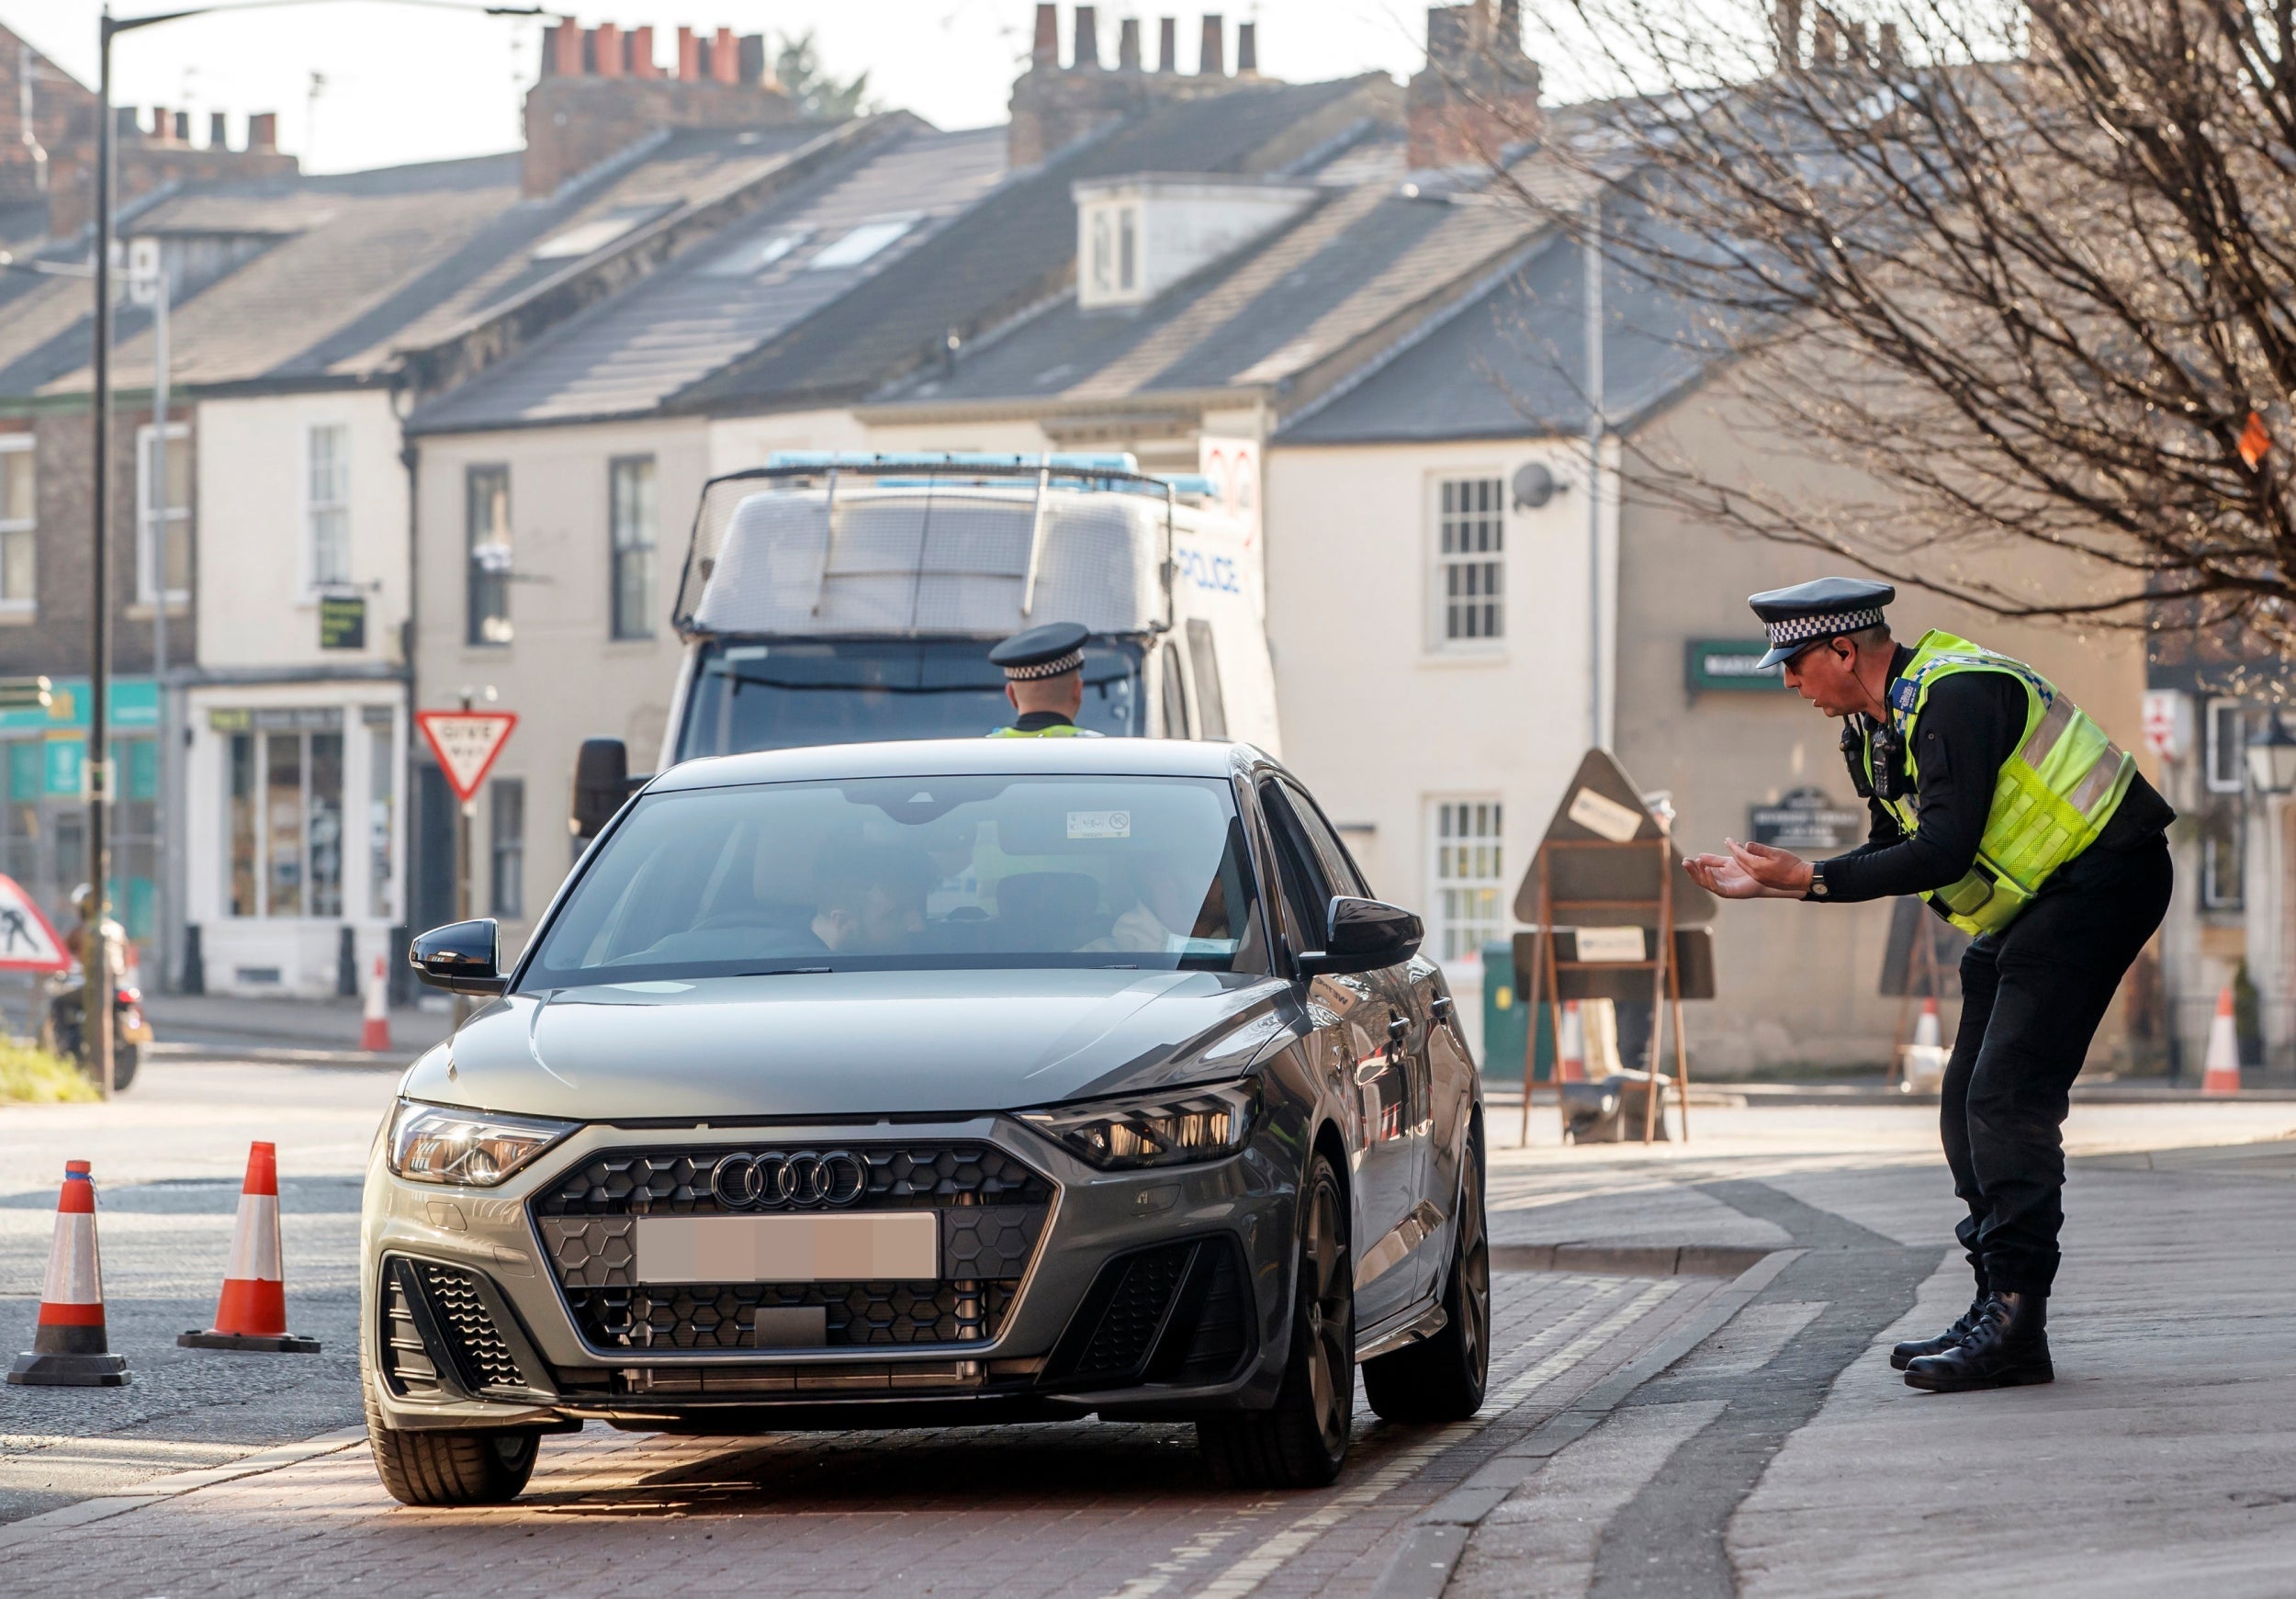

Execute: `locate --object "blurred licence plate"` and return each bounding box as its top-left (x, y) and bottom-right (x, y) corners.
top-left (635, 1213), bottom-right (938, 1284)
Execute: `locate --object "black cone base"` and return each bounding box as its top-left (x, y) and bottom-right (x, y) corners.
top-left (8, 1349), bottom-right (130, 1386)
top-left (178, 1329), bottom-right (321, 1354)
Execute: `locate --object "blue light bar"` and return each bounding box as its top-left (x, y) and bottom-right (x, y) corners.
top-left (764, 450), bottom-right (1141, 473)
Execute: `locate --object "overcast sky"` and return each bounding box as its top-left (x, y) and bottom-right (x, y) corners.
top-left (12, 2), bottom-right (1514, 175)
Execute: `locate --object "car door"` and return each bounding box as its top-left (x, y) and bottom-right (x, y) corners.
top-left (1257, 777), bottom-right (1429, 1333)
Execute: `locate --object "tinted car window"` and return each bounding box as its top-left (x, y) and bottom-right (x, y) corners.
top-left (1257, 781), bottom-right (1334, 948)
top-left (525, 774), bottom-right (1264, 986)
top-left (1278, 779), bottom-right (1370, 898)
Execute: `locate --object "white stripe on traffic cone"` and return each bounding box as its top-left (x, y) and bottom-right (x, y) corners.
top-left (361, 954), bottom-right (391, 1053)
top-left (1557, 999), bottom-right (1586, 1083)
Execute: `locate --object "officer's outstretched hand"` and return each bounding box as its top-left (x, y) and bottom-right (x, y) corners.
top-left (1684, 838), bottom-right (1815, 900)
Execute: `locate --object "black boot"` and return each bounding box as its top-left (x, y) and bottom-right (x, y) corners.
top-left (1889, 1292), bottom-right (1989, 1371)
top-left (1903, 1290), bottom-right (2052, 1392)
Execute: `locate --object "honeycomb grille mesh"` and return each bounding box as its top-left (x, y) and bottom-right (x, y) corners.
top-left (531, 1142), bottom-right (1052, 1354)
top-left (1072, 1244), bottom-right (1189, 1377)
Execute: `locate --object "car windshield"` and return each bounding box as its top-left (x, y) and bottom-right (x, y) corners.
top-left (523, 773), bottom-right (1265, 985)
top-left (676, 637), bottom-right (1142, 758)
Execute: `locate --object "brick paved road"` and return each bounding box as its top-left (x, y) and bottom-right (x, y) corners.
top-left (0, 1265), bottom-right (1718, 1598)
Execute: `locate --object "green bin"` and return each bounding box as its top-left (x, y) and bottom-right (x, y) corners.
top-left (1479, 939), bottom-right (1555, 1083)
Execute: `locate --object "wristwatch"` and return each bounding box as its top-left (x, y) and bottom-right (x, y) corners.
top-left (1806, 862), bottom-right (1829, 900)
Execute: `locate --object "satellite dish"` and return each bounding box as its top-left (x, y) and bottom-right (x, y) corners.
top-left (1512, 462), bottom-right (1561, 509)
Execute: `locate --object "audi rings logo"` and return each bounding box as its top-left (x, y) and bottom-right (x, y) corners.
top-left (710, 1150), bottom-right (869, 1211)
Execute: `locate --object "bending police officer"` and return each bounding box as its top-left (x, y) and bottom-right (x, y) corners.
top-left (1683, 579), bottom-right (2174, 1393)
top-left (987, 622), bottom-right (1103, 738)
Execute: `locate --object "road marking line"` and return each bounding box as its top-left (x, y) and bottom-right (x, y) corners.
top-left (1186, 1279), bottom-right (1681, 1599)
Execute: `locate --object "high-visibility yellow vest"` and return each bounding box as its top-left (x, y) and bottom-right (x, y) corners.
top-left (986, 722), bottom-right (1100, 738)
top-left (1862, 630), bottom-right (2133, 935)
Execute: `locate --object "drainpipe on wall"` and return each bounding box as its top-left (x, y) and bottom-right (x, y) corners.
top-left (393, 383), bottom-right (419, 1005)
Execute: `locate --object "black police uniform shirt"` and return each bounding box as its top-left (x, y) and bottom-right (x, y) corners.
top-left (1816, 644), bottom-right (2176, 906)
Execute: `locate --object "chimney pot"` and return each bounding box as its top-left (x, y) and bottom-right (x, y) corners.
top-left (148, 107), bottom-right (167, 141)
top-left (208, 110), bottom-right (229, 149)
top-left (1032, 4), bottom-right (1059, 62)
top-left (1236, 19), bottom-right (1256, 73)
top-left (713, 27), bottom-right (739, 84)
top-left (547, 20), bottom-right (585, 77)
top-left (1876, 20), bottom-right (1902, 66)
top-left (739, 34), bottom-right (769, 86)
top-left (1811, 12), bottom-right (1839, 63)
top-left (627, 25), bottom-right (659, 77)
top-left (247, 110), bottom-right (277, 152)
top-left (1158, 17), bottom-right (1178, 72)
top-left (174, 110), bottom-right (190, 142)
top-left (116, 106), bottom-right (141, 141)
top-left (1773, 0), bottom-right (1804, 66)
top-left (591, 23), bottom-right (623, 77)
top-left (677, 26), bottom-right (702, 80)
top-left (1199, 14), bottom-right (1224, 75)
top-left (1074, 6), bottom-right (1100, 69)
top-left (1118, 17), bottom-right (1142, 70)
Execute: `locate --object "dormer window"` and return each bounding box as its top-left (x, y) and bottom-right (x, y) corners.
top-left (1074, 175), bottom-right (1317, 310)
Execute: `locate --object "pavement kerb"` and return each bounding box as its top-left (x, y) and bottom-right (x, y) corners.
top-left (0, 1427), bottom-right (367, 1553)
top-left (1489, 1244), bottom-right (1772, 1278)
top-left (1370, 1247), bottom-right (1805, 1599)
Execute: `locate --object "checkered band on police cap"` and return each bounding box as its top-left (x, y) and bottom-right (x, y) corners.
top-left (1764, 607), bottom-right (1885, 651)
top-left (1003, 649), bottom-right (1084, 681)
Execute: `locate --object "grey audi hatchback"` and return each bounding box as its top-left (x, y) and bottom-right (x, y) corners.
top-left (362, 738), bottom-right (1489, 1504)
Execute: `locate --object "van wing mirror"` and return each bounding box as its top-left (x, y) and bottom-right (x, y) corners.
top-left (1296, 895), bottom-right (1424, 977)
top-left (409, 919), bottom-right (508, 996)
top-left (572, 737), bottom-right (647, 841)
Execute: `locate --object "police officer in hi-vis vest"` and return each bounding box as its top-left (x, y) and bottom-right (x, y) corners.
top-left (1684, 579), bottom-right (2175, 1392)
top-left (986, 622), bottom-right (1104, 738)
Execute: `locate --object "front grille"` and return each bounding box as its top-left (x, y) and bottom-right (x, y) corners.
top-left (530, 1142), bottom-right (1054, 1354)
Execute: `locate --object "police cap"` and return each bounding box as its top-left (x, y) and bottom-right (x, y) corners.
top-left (990, 621), bottom-right (1089, 681)
top-left (1748, 577), bottom-right (1896, 669)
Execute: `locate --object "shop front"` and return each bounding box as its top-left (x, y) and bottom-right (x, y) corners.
top-left (0, 677), bottom-right (161, 960)
top-left (183, 679), bottom-right (405, 997)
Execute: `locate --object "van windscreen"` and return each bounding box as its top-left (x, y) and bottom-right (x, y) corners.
top-left (678, 637), bottom-right (1142, 757)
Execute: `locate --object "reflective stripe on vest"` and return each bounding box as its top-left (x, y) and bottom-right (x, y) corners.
top-left (1864, 629), bottom-right (2133, 936)
top-left (985, 723), bottom-right (1099, 738)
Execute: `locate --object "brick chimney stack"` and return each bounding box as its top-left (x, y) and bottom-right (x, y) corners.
top-left (1008, 6), bottom-right (1272, 168)
top-left (1407, 1), bottom-right (1542, 170)
top-left (1199, 15), bottom-right (1224, 75)
top-left (523, 17), bottom-right (799, 197)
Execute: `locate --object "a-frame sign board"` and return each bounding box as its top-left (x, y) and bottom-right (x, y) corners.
top-left (1514, 749), bottom-right (1717, 1146)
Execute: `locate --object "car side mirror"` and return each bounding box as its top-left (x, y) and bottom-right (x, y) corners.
top-left (573, 737), bottom-right (644, 841)
top-left (1297, 895), bottom-right (1424, 977)
top-left (409, 919), bottom-right (508, 996)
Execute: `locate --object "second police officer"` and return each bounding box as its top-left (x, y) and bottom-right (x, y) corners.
top-left (986, 622), bottom-right (1103, 738)
top-left (1683, 578), bottom-right (2175, 1392)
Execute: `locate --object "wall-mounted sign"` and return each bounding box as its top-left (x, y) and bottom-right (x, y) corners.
top-left (208, 706), bottom-right (344, 734)
top-left (319, 593), bottom-right (366, 651)
top-left (1750, 786), bottom-right (1867, 850)
top-left (1687, 639), bottom-right (1791, 695)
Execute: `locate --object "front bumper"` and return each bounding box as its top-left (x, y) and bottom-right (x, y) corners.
top-left (360, 1113), bottom-right (1292, 1432)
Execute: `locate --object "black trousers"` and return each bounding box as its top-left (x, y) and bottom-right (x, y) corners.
top-left (1941, 831), bottom-right (2174, 1298)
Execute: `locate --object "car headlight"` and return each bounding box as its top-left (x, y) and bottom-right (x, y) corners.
top-left (1019, 1078), bottom-right (1259, 1170)
top-left (386, 1100), bottom-right (577, 1187)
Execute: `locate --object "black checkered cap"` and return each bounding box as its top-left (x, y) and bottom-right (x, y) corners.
top-left (1748, 578), bottom-right (1896, 668)
top-left (989, 621), bottom-right (1090, 681)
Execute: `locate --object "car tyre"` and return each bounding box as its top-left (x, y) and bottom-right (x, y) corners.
top-left (364, 1372), bottom-right (540, 1507)
top-left (1198, 1149), bottom-right (1353, 1490)
top-left (1363, 1130), bottom-right (1490, 1424)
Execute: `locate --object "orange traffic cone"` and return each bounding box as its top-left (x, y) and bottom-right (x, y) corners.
top-left (361, 954), bottom-right (391, 1053)
top-left (1557, 999), bottom-right (1587, 1083)
top-left (2202, 985), bottom-right (2243, 1097)
top-left (7, 1160), bottom-right (129, 1386)
top-left (178, 1143), bottom-right (321, 1354)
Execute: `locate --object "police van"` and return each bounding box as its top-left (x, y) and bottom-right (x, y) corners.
top-left (572, 452), bottom-right (1278, 836)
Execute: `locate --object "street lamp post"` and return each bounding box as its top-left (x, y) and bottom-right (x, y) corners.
top-left (81, 0), bottom-right (544, 1098)
top-left (2246, 711), bottom-right (2296, 797)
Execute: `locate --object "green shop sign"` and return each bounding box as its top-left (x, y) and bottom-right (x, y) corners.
top-left (0, 675), bottom-right (159, 733)
top-left (1685, 639), bottom-right (1790, 695)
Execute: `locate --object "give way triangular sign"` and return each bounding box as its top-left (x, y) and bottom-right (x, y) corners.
top-left (416, 710), bottom-right (518, 805)
top-left (0, 872), bottom-right (69, 972)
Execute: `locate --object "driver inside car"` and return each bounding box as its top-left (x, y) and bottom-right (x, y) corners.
top-left (1087, 851), bottom-right (1229, 955)
top-left (811, 849), bottom-right (932, 955)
